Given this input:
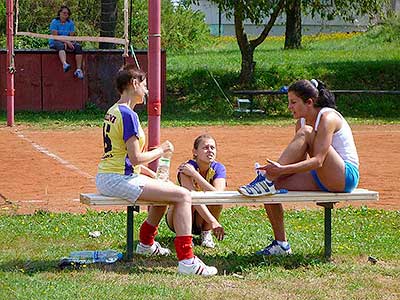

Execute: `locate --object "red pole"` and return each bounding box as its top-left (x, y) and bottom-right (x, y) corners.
top-left (147, 0), bottom-right (161, 171)
top-left (6, 0), bottom-right (15, 126)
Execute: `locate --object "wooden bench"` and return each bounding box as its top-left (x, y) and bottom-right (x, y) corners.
top-left (80, 188), bottom-right (378, 261)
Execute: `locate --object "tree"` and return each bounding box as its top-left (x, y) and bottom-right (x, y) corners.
top-left (284, 0), bottom-right (388, 49)
top-left (190, 0), bottom-right (286, 86)
top-left (99, 0), bottom-right (118, 49)
top-left (284, 0), bottom-right (302, 49)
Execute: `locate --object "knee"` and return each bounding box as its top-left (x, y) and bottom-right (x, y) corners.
top-left (177, 187), bottom-right (191, 205)
top-left (74, 44), bottom-right (83, 54)
top-left (296, 125), bottom-right (313, 137)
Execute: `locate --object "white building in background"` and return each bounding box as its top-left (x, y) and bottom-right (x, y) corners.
top-left (190, 0), bottom-right (400, 36)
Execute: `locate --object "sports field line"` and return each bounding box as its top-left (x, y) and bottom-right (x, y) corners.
top-left (13, 130), bottom-right (94, 180)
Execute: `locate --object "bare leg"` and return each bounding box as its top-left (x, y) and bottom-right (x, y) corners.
top-left (58, 50), bottom-right (67, 65)
top-left (138, 178), bottom-right (192, 236)
top-left (264, 126), bottom-right (314, 242)
top-left (200, 205), bottom-right (222, 231)
top-left (75, 54), bottom-right (83, 69)
top-left (146, 206), bottom-right (168, 227)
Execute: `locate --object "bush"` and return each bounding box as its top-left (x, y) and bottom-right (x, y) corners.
top-left (130, 0), bottom-right (211, 51)
top-left (362, 14), bottom-right (400, 43)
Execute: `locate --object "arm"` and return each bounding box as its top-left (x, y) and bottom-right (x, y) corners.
top-left (180, 173), bottom-right (225, 240)
top-left (139, 165), bottom-right (157, 178)
top-left (261, 113), bottom-right (339, 177)
top-left (126, 136), bottom-right (173, 167)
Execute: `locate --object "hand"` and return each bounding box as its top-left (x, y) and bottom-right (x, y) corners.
top-left (178, 162), bottom-right (197, 177)
top-left (65, 41), bottom-right (75, 50)
top-left (211, 222), bottom-right (225, 241)
top-left (257, 159), bottom-right (284, 179)
top-left (160, 140), bottom-right (174, 154)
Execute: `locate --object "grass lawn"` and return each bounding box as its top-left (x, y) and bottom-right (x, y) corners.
top-left (0, 207), bottom-right (399, 299)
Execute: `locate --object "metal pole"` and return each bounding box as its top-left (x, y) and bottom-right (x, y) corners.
top-left (6, 0), bottom-right (15, 126)
top-left (218, 4), bottom-right (222, 37)
top-left (129, 0), bottom-right (133, 47)
top-left (147, 0), bottom-right (161, 171)
top-left (125, 205), bottom-right (140, 261)
top-left (126, 206), bottom-right (134, 261)
top-left (318, 202), bottom-right (334, 260)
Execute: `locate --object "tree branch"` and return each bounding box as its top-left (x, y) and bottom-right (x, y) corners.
top-left (250, 0), bottom-right (286, 48)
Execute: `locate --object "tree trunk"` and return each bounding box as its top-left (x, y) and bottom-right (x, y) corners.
top-left (239, 45), bottom-right (256, 85)
top-left (234, 2), bottom-right (256, 86)
top-left (284, 0), bottom-right (302, 49)
top-left (233, 0), bottom-right (286, 86)
top-left (99, 0), bottom-right (118, 49)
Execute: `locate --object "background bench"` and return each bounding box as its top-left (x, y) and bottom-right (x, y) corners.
top-left (232, 89), bottom-right (400, 113)
top-left (80, 188), bottom-right (378, 261)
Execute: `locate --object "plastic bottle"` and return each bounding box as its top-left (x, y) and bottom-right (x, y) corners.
top-left (156, 151), bottom-right (172, 181)
top-left (68, 250), bottom-right (123, 264)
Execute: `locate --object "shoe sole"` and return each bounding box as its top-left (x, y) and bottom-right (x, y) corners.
top-left (237, 187), bottom-right (274, 197)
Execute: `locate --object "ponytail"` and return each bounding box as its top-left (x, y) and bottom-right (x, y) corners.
top-left (313, 79), bottom-right (336, 109)
top-left (288, 79), bottom-right (336, 109)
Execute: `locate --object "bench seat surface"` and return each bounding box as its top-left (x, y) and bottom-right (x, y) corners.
top-left (80, 188), bottom-right (378, 206)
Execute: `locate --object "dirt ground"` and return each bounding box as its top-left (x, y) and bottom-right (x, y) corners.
top-left (0, 124), bottom-right (399, 214)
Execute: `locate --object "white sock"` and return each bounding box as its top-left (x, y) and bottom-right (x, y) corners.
top-left (180, 257), bottom-right (195, 265)
top-left (139, 242), bottom-right (152, 248)
top-left (276, 240), bottom-right (289, 247)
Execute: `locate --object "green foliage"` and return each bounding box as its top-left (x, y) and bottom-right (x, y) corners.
top-left (161, 3), bottom-right (211, 51)
top-left (359, 14), bottom-right (400, 43)
top-left (1, 0), bottom-right (210, 52)
top-left (191, 0), bottom-right (282, 24)
top-left (130, 0), bottom-right (211, 51)
top-left (165, 32), bottom-right (400, 119)
top-left (0, 1), bottom-right (5, 33)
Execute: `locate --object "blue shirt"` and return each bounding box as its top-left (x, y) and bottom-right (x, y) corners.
top-left (49, 18), bottom-right (75, 47)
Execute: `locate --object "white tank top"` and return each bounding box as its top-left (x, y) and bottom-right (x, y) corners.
top-left (301, 107), bottom-right (359, 167)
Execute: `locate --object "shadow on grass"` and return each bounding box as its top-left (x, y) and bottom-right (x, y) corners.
top-left (0, 250), bottom-right (327, 276)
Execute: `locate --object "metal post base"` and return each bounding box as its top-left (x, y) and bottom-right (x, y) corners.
top-left (126, 205), bottom-right (140, 261)
top-left (317, 202), bottom-right (336, 260)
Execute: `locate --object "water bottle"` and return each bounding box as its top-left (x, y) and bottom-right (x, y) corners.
top-left (68, 250), bottom-right (123, 264)
top-left (156, 151), bottom-right (172, 181)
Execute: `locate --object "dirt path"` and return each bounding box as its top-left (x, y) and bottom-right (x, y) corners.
top-left (0, 124), bottom-right (399, 214)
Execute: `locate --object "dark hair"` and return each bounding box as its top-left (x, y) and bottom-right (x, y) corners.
top-left (115, 64), bottom-right (146, 94)
top-left (57, 5), bottom-right (71, 19)
top-left (288, 79), bottom-right (336, 109)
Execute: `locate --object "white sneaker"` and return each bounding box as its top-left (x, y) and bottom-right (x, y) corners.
top-left (178, 256), bottom-right (218, 276)
top-left (135, 241), bottom-right (171, 256)
top-left (200, 231), bottom-right (215, 248)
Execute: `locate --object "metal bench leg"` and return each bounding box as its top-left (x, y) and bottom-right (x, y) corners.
top-left (317, 202), bottom-right (335, 260)
top-left (126, 205), bottom-right (140, 261)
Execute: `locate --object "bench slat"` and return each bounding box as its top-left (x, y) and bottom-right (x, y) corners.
top-left (80, 188), bottom-right (378, 206)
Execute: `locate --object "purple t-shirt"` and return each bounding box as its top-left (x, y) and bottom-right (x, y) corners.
top-left (178, 159), bottom-right (226, 189)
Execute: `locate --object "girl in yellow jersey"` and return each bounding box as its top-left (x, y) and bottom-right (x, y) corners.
top-left (96, 65), bottom-right (217, 276)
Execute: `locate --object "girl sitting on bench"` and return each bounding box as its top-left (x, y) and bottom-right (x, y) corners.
top-left (166, 134), bottom-right (226, 248)
top-left (239, 79), bottom-right (359, 256)
top-left (96, 65), bottom-right (217, 276)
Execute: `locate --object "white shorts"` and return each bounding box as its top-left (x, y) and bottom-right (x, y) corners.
top-left (96, 173), bottom-right (146, 203)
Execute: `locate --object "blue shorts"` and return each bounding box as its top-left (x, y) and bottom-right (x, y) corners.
top-left (310, 162), bottom-right (359, 193)
top-left (50, 41), bottom-right (83, 54)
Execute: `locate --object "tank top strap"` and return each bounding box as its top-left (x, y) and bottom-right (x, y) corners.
top-left (314, 107), bottom-right (337, 130)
